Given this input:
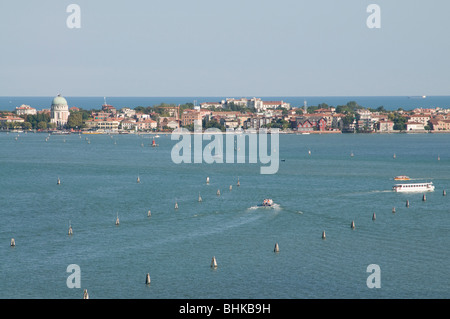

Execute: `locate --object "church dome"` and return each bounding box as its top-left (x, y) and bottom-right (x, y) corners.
top-left (52, 94), bottom-right (68, 106)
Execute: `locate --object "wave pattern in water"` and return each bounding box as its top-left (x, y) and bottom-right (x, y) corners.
top-left (0, 133), bottom-right (449, 298)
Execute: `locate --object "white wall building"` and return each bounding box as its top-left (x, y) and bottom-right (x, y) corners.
top-left (16, 104), bottom-right (37, 116)
top-left (50, 94), bottom-right (70, 128)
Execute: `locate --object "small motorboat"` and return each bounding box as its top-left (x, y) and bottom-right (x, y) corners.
top-left (394, 175), bottom-right (410, 181)
top-left (259, 199), bottom-right (274, 207)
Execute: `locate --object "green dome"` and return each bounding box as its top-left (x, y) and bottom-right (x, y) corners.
top-left (52, 95), bottom-right (68, 106)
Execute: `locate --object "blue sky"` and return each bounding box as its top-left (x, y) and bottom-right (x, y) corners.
top-left (0, 0), bottom-right (449, 96)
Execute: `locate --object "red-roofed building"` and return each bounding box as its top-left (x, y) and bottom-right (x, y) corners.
top-left (137, 119), bottom-right (157, 131)
top-left (15, 104), bottom-right (37, 116)
top-left (0, 116), bottom-right (25, 123)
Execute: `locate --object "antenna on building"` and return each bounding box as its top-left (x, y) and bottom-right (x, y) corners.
top-left (304, 100), bottom-right (307, 113)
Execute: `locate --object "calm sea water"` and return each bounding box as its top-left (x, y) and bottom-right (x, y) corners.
top-left (0, 132), bottom-right (449, 299)
top-left (1, 96), bottom-right (450, 111)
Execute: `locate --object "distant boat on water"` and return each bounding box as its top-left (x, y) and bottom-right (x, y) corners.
top-left (393, 182), bottom-right (435, 193)
top-left (408, 95), bottom-right (427, 99)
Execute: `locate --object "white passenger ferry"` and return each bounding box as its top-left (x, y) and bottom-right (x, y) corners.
top-left (392, 182), bottom-right (435, 193)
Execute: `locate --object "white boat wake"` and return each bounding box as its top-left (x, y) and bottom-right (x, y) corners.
top-left (247, 203), bottom-right (282, 210)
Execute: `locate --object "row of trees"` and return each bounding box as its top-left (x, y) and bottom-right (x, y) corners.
top-left (0, 113), bottom-right (56, 130)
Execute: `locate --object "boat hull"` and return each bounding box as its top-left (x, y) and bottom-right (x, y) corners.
top-left (393, 182), bottom-right (435, 193)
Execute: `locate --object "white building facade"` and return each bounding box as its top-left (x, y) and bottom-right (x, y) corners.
top-left (50, 94), bottom-right (70, 128)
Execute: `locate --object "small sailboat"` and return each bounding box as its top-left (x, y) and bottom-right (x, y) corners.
top-left (83, 289), bottom-right (89, 299)
top-left (274, 243), bottom-right (280, 253)
top-left (57, 177), bottom-right (61, 185)
top-left (137, 175), bottom-right (140, 183)
top-left (393, 153), bottom-right (396, 159)
top-left (216, 189), bottom-right (221, 196)
top-left (372, 213), bottom-right (376, 221)
top-left (115, 213), bottom-right (120, 226)
top-left (229, 185), bottom-right (232, 191)
top-left (10, 238), bottom-right (15, 247)
top-left (68, 221), bottom-right (73, 235)
top-left (146, 273), bottom-right (151, 285)
top-left (211, 256), bottom-right (218, 268)
top-left (206, 176), bottom-right (210, 184)
top-left (198, 193), bottom-right (202, 202)
top-left (147, 210), bottom-right (151, 217)
top-left (351, 220), bottom-right (356, 229)
top-left (350, 151), bottom-right (354, 157)
top-left (237, 177), bottom-right (240, 187)
top-left (322, 231), bottom-right (326, 240)
top-left (175, 202), bottom-right (178, 209)
top-left (151, 138), bottom-right (158, 147)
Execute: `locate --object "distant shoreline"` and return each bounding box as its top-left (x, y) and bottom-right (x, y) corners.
top-left (3, 129), bottom-right (450, 135)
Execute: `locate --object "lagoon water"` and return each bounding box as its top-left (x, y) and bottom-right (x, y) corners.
top-left (0, 132), bottom-right (449, 299)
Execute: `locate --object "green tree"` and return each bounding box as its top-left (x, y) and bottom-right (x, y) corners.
top-left (22, 122), bottom-right (32, 130)
top-left (37, 121), bottom-right (47, 130)
top-left (67, 112), bottom-right (83, 129)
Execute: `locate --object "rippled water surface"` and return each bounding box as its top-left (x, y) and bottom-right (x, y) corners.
top-left (0, 132), bottom-right (449, 298)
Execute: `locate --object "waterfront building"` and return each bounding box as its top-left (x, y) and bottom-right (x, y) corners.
top-left (166, 120), bottom-right (180, 130)
top-left (0, 116), bottom-right (25, 124)
top-left (120, 119), bottom-right (137, 130)
top-left (244, 116), bottom-right (272, 129)
top-left (312, 113), bottom-right (334, 128)
top-left (97, 118), bottom-right (121, 131)
top-left (85, 118), bottom-right (122, 131)
top-left (331, 114), bottom-right (345, 131)
top-left (377, 119), bottom-right (394, 132)
top-left (408, 114), bottom-right (431, 126)
top-left (429, 119), bottom-right (450, 131)
top-left (137, 119), bottom-right (157, 131)
top-left (406, 121), bottom-right (426, 131)
top-left (294, 116), bottom-right (327, 131)
top-left (50, 94), bottom-right (70, 128)
top-left (15, 104), bottom-right (37, 116)
top-left (158, 117), bottom-right (180, 130)
top-left (181, 109), bottom-right (202, 127)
